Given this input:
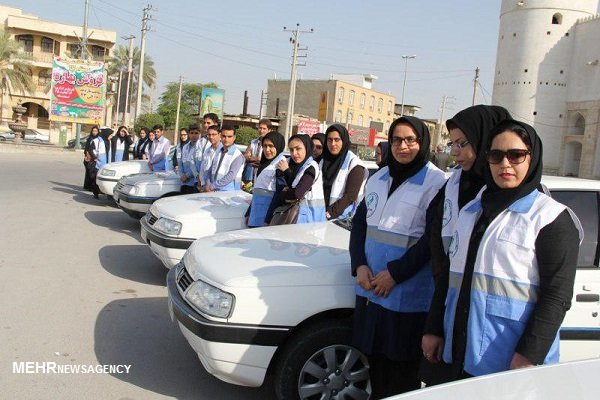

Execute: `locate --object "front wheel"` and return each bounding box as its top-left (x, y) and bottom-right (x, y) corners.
top-left (274, 320), bottom-right (371, 400)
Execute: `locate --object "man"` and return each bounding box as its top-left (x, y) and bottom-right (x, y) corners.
top-left (179, 125), bottom-right (201, 194)
top-left (242, 118), bottom-right (272, 185)
top-left (202, 125), bottom-right (244, 192)
top-left (148, 124), bottom-right (171, 171)
top-left (132, 127), bottom-right (150, 160)
top-left (198, 125), bottom-right (223, 191)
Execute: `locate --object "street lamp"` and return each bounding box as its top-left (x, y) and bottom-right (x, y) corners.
top-left (400, 55), bottom-right (416, 116)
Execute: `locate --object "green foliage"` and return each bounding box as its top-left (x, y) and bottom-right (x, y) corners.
top-left (0, 30), bottom-right (34, 121)
top-left (135, 113), bottom-right (164, 133)
top-left (235, 126), bottom-right (258, 145)
top-left (157, 82), bottom-right (218, 129)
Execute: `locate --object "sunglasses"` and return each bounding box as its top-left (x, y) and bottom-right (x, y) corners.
top-left (486, 149), bottom-right (531, 164)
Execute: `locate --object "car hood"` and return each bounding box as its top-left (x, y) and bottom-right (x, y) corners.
top-left (101, 160), bottom-right (150, 178)
top-left (152, 190), bottom-right (252, 221)
top-left (123, 170), bottom-right (179, 186)
top-left (183, 222), bottom-right (353, 288)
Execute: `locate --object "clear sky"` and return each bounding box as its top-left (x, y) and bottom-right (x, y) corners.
top-left (13, 0), bottom-right (511, 120)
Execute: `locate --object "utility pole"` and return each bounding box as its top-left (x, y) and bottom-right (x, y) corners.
top-left (400, 55), bottom-right (416, 116)
top-left (134, 4), bottom-right (152, 124)
top-left (122, 34), bottom-right (135, 127)
top-left (173, 76), bottom-right (183, 146)
top-left (115, 70), bottom-right (123, 127)
top-left (435, 95), bottom-right (454, 148)
top-left (73, 0), bottom-right (90, 150)
top-left (472, 67), bottom-right (480, 106)
top-left (259, 90), bottom-right (268, 119)
top-left (283, 24), bottom-right (313, 142)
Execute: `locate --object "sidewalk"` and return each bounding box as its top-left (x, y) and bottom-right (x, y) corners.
top-left (0, 141), bottom-right (83, 155)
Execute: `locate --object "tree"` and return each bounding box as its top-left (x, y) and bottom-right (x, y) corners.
top-left (0, 30), bottom-right (34, 121)
top-left (135, 113), bottom-right (164, 133)
top-left (235, 126), bottom-right (258, 146)
top-left (156, 82), bottom-right (218, 129)
top-left (106, 45), bottom-right (156, 116)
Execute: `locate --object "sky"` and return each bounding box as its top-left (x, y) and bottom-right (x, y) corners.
top-left (14, 0), bottom-right (508, 119)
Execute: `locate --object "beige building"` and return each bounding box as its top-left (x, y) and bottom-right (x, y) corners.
top-left (266, 74), bottom-right (396, 138)
top-left (0, 5), bottom-right (116, 143)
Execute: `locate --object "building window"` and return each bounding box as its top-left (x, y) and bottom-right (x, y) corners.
top-left (67, 43), bottom-right (81, 58)
top-left (38, 69), bottom-right (52, 86)
top-left (358, 115), bottom-right (363, 126)
top-left (349, 90), bottom-right (355, 106)
top-left (338, 87), bottom-right (345, 103)
top-left (91, 45), bottom-right (106, 60)
top-left (369, 96), bottom-right (375, 111)
top-left (17, 35), bottom-right (33, 52)
top-left (387, 101), bottom-right (392, 113)
top-left (552, 13), bottom-right (562, 25)
top-left (335, 110), bottom-right (342, 123)
top-left (41, 37), bottom-right (54, 53)
top-left (347, 112), bottom-right (353, 125)
top-left (377, 98), bottom-right (383, 113)
top-left (360, 93), bottom-right (366, 109)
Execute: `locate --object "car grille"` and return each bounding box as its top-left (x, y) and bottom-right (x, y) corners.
top-left (147, 212), bottom-right (158, 225)
top-left (177, 265), bottom-right (193, 292)
top-left (115, 182), bottom-right (124, 192)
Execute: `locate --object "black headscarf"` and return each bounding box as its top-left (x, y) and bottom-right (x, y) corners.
top-left (311, 132), bottom-right (326, 163)
top-left (322, 124), bottom-right (351, 205)
top-left (84, 126), bottom-right (99, 153)
top-left (481, 119), bottom-right (542, 223)
top-left (287, 134), bottom-right (313, 180)
top-left (257, 131), bottom-right (286, 176)
top-left (387, 116), bottom-right (431, 196)
top-left (446, 105), bottom-right (512, 208)
top-left (377, 141), bottom-right (389, 170)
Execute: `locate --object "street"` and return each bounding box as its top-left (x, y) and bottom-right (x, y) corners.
top-left (0, 150), bottom-right (273, 399)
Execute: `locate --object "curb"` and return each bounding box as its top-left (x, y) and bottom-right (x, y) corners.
top-left (0, 142), bottom-right (84, 155)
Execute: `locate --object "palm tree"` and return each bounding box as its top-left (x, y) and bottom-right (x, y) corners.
top-left (107, 45), bottom-right (156, 116)
top-left (0, 30), bottom-right (34, 122)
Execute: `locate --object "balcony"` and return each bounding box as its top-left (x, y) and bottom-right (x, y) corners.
top-left (20, 51), bottom-right (55, 65)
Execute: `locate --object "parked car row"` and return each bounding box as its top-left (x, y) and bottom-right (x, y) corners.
top-left (0, 129), bottom-right (50, 143)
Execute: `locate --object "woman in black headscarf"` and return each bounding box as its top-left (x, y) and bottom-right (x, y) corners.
top-left (172, 128), bottom-right (190, 170)
top-left (110, 125), bottom-right (133, 162)
top-left (375, 141), bottom-right (389, 170)
top-left (321, 124), bottom-right (368, 220)
top-left (349, 116), bottom-right (447, 398)
top-left (132, 127), bottom-right (150, 160)
top-left (246, 132), bottom-right (286, 227)
top-left (434, 119), bottom-right (580, 380)
top-left (311, 132), bottom-right (326, 163)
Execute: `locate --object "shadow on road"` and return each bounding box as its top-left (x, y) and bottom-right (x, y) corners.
top-left (94, 297), bottom-right (274, 400)
top-left (49, 180), bottom-right (117, 207)
top-left (99, 245), bottom-right (166, 286)
top-left (84, 210), bottom-right (143, 242)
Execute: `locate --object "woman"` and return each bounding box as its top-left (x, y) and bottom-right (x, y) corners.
top-left (433, 120), bottom-right (581, 380)
top-left (246, 132), bottom-right (286, 227)
top-left (132, 127), bottom-right (150, 160)
top-left (349, 116), bottom-right (446, 398)
top-left (321, 124), bottom-right (368, 220)
top-left (143, 130), bottom-right (156, 160)
top-left (375, 141), bottom-right (389, 170)
top-left (110, 126), bottom-right (133, 162)
top-left (267, 134), bottom-right (326, 224)
top-left (421, 106), bottom-right (512, 379)
top-left (86, 125), bottom-right (110, 199)
top-left (172, 128), bottom-right (189, 170)
top-left (311, 132), bottom-right (326, 163)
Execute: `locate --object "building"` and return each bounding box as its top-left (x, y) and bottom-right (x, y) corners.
top-left (266, 74), bottom-right (396, 141)
top-left (0, 5), bottom-right (116, 143)
top-left (492, 0), bottom-right (600, 178)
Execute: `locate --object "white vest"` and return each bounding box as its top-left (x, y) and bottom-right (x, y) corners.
top-left (91, 136), bottom-right (108, 168)
top-left (254, 153), bottom-right (286, 192)
top-left (441, 168), bottom-right (463, 253)
top-left (291, 158), bottom-right (325, 207)
top-left (200, 143), bottom-right (222, 185)
top-left (209, 145), bottom-right (244, 189)
top-left (322, 151), bottom-right (369, 219)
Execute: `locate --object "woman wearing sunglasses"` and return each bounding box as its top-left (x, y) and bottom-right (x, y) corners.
top-left (435, 119), bottom-right (581, 380)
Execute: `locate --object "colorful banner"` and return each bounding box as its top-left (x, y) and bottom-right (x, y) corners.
top-left (49, 57), bottom-right (106, 124)
top-left (347, 124), bottom-right (376, 146)
top-left (297, 119), bottom-right (321, 137)
top-left (200, 88), bottom-right (225, 121)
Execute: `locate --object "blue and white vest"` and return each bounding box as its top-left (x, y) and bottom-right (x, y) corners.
top-left (150, 136), bottom-right (170, 171)
top-left (321, 151), bottom-right (369, 220)
top-left (91, 136), bottom-right (108, 169)
top-left (243, 138), bottom-right (262, 181)
top-left (442, 189), bottom-right (582, 376)
top-left (248, 153), bottom-right (286, 227)
top-left (179, 142), bottom-right (198, 187)
top-left (200, 143), bottom-right (222, 186)
top-left (113, 138), bottom-right (126, 162)
top-left (355, 162), bottom-right (447, 312)
top-left (209, 145), bottom-right (244, 191)
top-left (441, 168), bottom-right (463, 254)
top-left (193, 137), bottom-right (210, 177)
top-left (291, 157), bottom-right (327, 224)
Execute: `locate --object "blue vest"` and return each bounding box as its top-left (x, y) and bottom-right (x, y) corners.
top-left (441, 168), bottom-right (463, 254)
top-left (113, 138), bottom-right (126, 162)
top-left (150, 137), bottom-right (170, 171)
top-left (291, 157), bottom-right (326, 224)
top-left (92, 136), bottom-right (108, 169)
top-left (321, 151), bottom-right (368, 220)
top-left (179, 142), bottom-right (198, 187)
top-left (248, 153), bottom-right (286, 227)
top-left (243, 138), bottom-right (262, 182)
top-left (355, 162), bottom-right (447, 312)
top-left (209, 145), bottom-right (243, 191)
top-left (442, 189), bottom-right (580, 376)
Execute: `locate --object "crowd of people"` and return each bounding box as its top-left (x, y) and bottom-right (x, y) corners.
top-left (82, 106), bottom-right (582, 399)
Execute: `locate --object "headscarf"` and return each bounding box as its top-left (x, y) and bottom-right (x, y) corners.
top-left (257, 131), bottom-right (286, 176)
top-left (322, 124), bottom-right (351, 205)
top-left (311, 132), bottom-right (326, 163)
top-left (84, 126), bottom-right (98, 153)
top-left (446, 105), bottom-right (512, 208)
top-left (376, 141), bottom-right (389, 170)
top-left (178, 131), bottom-right (189, 148)
top-left (287, 134), bottom-right (313, 180)
top-left (481, 119), bottom-right (542, 223)
top-left (387, 116), bottom-right (431, 196)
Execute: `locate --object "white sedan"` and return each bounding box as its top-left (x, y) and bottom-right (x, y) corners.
top-left (113, 171), bottom-right (181, 219)
top-left (97, 160), bottom-right (151, 197)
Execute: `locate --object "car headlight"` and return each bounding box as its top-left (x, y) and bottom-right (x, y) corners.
top-left (154, 217), bottom-right (182, 236)
top-left (122, 185), bottom-right (138, 195)
top-left (184, 280), bottom-right (234, 318)
top-left (100, 169), bottom-right (116, 177)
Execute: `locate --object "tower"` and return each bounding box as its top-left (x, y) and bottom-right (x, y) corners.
top-left (491, 0), bottom-right (597, 173)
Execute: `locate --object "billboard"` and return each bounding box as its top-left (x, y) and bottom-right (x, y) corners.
top-left (297, 119), bottom-right (321, 137)
top-left (347, 124), bottom-right (376, 146)
top-left (49, 57), bottom-right (106, 124)
top-left (200, 88), bottom-right (225, 121)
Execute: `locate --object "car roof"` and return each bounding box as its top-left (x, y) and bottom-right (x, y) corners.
top-left (542, 175), bottom-right (600, 191)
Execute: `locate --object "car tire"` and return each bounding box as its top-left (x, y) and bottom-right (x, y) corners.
top-left (273, 319), bottom-right (371, 400)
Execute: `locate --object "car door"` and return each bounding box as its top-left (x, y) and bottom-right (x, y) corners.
top-left (551, 190), bottom-right (600, 361)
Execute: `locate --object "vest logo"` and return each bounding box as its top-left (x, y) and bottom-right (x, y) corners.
top-left (365, 192), bottom-right (379, 218)
top-left (442, 198), bottom-right (452, 227)
top-left (448, 231), bottom-right (459, 258)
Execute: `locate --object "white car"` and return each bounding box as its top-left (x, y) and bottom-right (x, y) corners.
top-left (167, 174), bottom-right (600, 399)
top-left (97, 160), bottom-right (151, 197)
top-left (113, 171), bottom-right (181, 219)
top-left (140, 191), bottom-right (252, 269)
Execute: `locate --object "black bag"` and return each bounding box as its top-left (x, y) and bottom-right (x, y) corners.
top-left (270, 202), bottom-right (300, 225)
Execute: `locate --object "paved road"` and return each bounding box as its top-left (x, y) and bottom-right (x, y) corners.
top-left (0, 151), bottom-right (274, 399)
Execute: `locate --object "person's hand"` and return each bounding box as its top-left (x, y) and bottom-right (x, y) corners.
top-left (277, 159), bottom-right (289, 171)
top-left (356, 265), bottom-right (374, 291)
top-left (371, 269), bottom-right (396, 297)
top-left (510, 352), bottom-right (534, 369)
top-left (204, 184), bottom-right (213, 192)
top-left (180, 175), bottom-right (188, 183)
top-left (422, 334), bottom-right (444, 363)
top-left (326, 211), bottom-right (331, 220)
